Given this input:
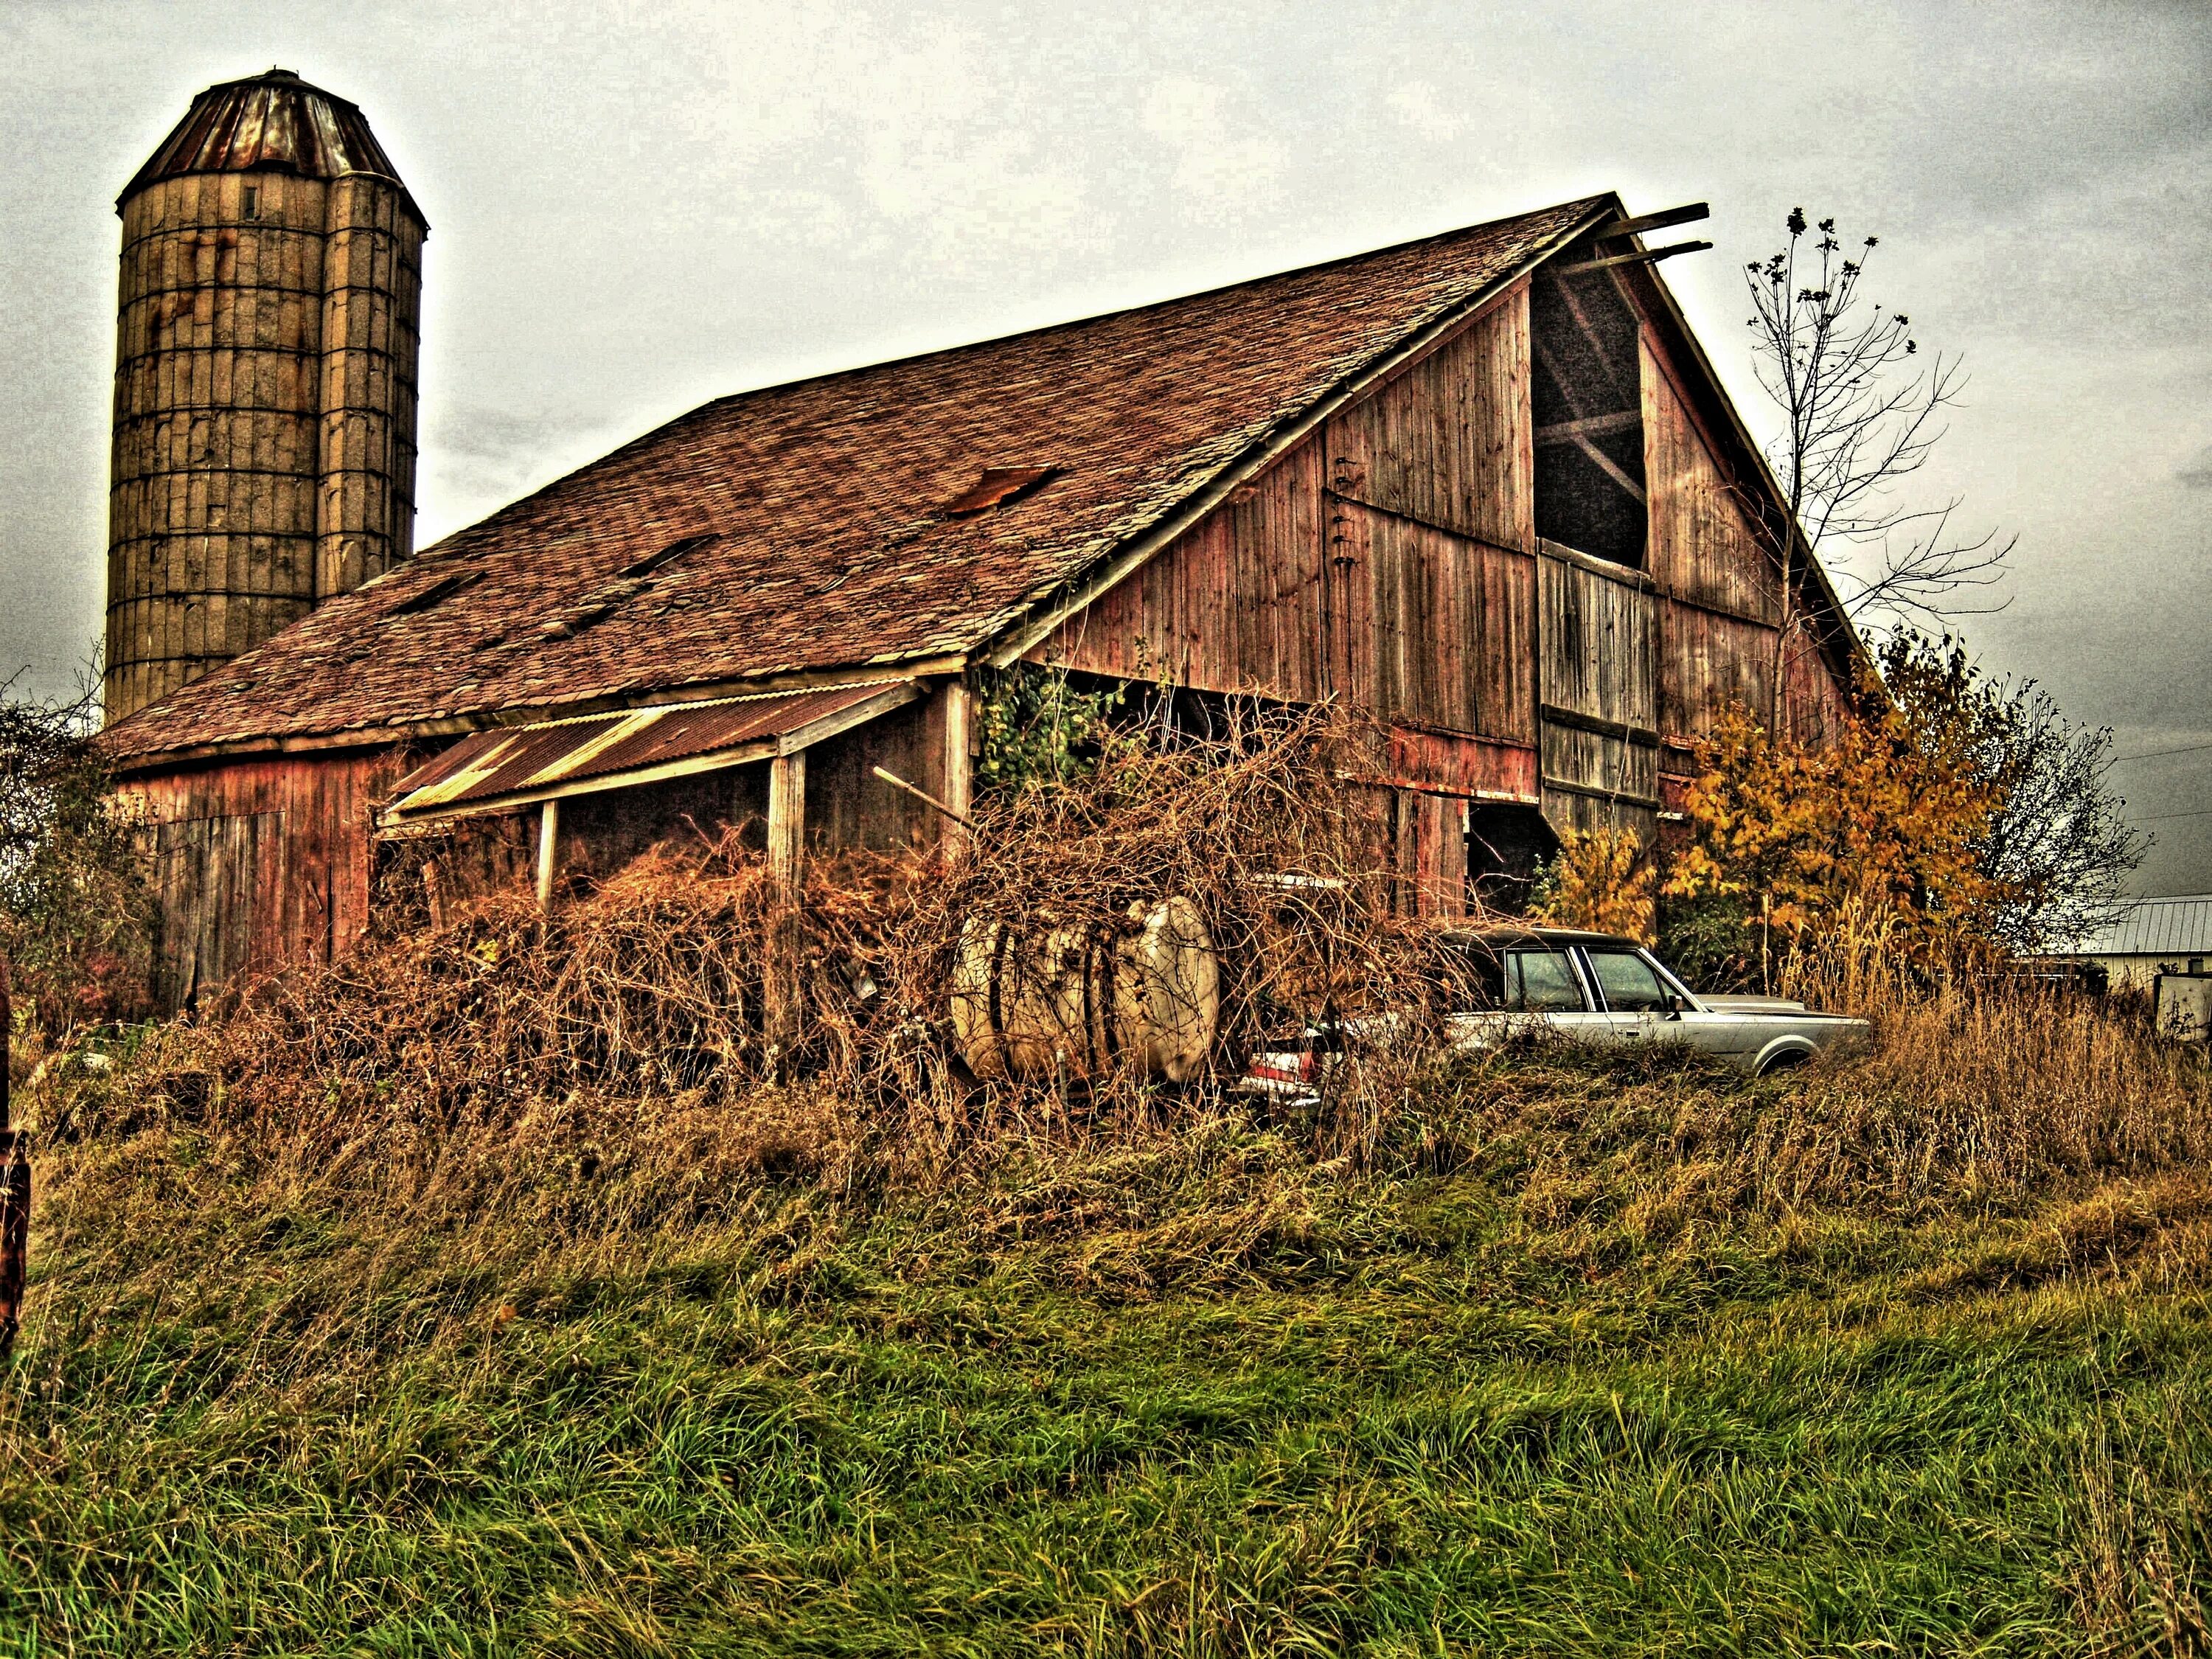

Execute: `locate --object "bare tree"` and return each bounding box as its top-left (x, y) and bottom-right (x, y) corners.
top-left (1975, 679), bottom-right (2146, 953)
top-left (1745, 209), bottom-right (2012, 731)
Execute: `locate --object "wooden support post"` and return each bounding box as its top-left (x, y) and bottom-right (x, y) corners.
top-left (933, 681), bottom-right (973, 859)
top-left (768, 751), bottom-right (807, 895)
top-left (535, 799), bottom-right (560, 912)
top-left (765, 752), bottom-right (807, 1058)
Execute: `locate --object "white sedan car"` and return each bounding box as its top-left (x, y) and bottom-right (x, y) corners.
top-left (1244, 925), bottom-right (1869, 1099)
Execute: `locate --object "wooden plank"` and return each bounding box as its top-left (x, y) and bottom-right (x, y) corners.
top-left (1658, 598), bottom-right (1773, 742)
top-left (535, 799), bottom-right (560, 911)
top-left (1539, 549), bottom-right (1658, 730)
top-left (1037, 432), bottom-right (1329, 703)
top-left (1541, 784), bottom-right (1660, 845)
top-left (1322, 285), bottom-right (1532, 553)
top-left (1641, 332), bottom-right (1783, 625)
top-left (1555, 240), bottom-right (1711, 276)
top-left (1541, 723), bottom-right (1660, 803)
top-left (764, 750), bottom-right (806, 1055)
top-left (918, 680), bottom-right (974, 857)
top-left (1536, 411), bottom-right (1641, 443)
top-left (766, 752), bottom-right (806, 892)
top-left (1397, 790), bottom-right (1470, 919)
top-left (1324, 499), bottom-right (1537, 742)
top-left (1587, 204), bottom-right (1710, 241)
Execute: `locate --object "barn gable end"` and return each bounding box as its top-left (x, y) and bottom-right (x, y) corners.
top-left (1030, 250), bottom-right (1857, 908)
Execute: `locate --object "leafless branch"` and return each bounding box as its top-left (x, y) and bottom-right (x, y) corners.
top-left (1745, 210), bottom-right (2011, 636)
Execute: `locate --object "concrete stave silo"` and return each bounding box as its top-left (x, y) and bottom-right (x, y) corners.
top-left (107, 69), bottom-right (424, 723)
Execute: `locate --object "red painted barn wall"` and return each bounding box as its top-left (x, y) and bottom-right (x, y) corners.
top-left (1036, 276), bottom-right (1857, 914)
top-left (114, 746), bottom-right (414, 1007)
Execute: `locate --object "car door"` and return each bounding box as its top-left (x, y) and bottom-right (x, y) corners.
top-left (1578, 946), bottom-right (1675, 1047)
top-left (1503, 946), bottom-right (1610, 1046)
top-left (1581, 946), bottom-right (1755, 1058)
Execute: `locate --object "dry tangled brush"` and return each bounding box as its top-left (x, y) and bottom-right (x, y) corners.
top-left (38, 711), bottom-right (1481, 1225)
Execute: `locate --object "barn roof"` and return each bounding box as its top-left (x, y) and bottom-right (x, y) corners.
top-left (104, 193), bottom-right (1609, 767)
top-left (2071, 894), bottom-right (2212, 959)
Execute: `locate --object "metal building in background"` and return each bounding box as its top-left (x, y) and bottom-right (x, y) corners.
top-left (106, 68), bottom-right (425, 723)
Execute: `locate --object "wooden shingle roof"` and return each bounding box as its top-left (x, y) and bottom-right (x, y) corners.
top-left (104, 195), bottom-right (1610, 766)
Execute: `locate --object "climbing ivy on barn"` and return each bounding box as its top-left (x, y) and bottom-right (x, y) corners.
top-left (973, 663), bottom-right (1138, 796)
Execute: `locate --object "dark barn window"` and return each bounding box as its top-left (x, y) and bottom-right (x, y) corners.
top-left (1531, 255), bottom-right (1647, 567)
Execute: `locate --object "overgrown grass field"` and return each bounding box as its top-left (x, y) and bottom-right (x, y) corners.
top-left (1, 1017), bottom-right (2207, 1655)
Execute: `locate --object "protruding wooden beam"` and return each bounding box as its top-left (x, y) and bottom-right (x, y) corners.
top-left (872, 766), bottom-right (973, 830)
top-left (1587, 202), bottom-right (1710, 241)
top-left (1535, 411), bottom-right (1642, 444)
top-left (1557, 240), bottom-right (1714, 276)
top-left (1569, 434), bottom-right (1648, 505)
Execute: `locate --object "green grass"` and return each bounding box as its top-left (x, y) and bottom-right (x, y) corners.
top-left (0, 1073), bottom-right (2206, 1655)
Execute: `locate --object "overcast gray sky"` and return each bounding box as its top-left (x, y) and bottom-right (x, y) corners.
top-left (4, 0), bottom-right (2208, 892)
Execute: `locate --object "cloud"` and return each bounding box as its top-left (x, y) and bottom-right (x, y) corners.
top-left (1384, 83), bottom-right (1464, 143)
top-left (1140, 75), bottom-right (1284, 217)
top-left (2178, 445), bottom-right (2212, 488)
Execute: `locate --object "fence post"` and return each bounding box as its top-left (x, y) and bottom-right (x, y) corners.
top-left (0, 959), bottom-right (28, 1362)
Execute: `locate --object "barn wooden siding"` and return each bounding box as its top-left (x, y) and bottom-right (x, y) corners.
top-left (1042, 279), bottom-right (1853, 911)
top-left (118, 684), bottom-right (974, 1007)
top-left (115, 748), bottom-right (411, 1009)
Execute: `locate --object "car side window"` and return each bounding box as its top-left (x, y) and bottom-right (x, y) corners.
top-left (1506, 950), bottom-right (1587, 1011)
top-left (1453, 945), bottom-right (1507, 1012)
top-left (1585, 949), bottom-right (1669, 1013)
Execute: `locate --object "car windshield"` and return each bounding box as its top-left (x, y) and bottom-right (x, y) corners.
top-left (1505, 949), bottom-right (1586, 1011)
top-left (1585, 949), bottom-right (1670, 1013)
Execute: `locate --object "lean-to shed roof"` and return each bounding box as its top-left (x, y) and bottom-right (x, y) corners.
top-left (105, 194), bottom-right (1674, 767)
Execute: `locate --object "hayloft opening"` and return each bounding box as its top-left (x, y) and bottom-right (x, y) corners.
top-left (387, 571), bottom-right (481, 616)
top-left (944, 466), bottom-right (1058, 518)
top-left (1531, 255), bottom-right (1646, 567)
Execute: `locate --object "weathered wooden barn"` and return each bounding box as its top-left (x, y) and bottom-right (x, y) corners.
top-left (101, 184), bottom-right (1860, 1010)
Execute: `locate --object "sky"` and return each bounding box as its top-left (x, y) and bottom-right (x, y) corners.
top-left (3, 0), bottom-right (2208, 894)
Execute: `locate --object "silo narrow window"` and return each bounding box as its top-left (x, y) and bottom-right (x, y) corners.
top-left (243, 187), bottom-right (259, 220)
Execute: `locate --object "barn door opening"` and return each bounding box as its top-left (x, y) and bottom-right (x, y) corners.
top-left (1531, 251), bottom-right (1646, 568)
top-left (150, 811), bottom-right (287, 1012)
top-left (1537, 547), bottom-right (1660, 849)
top-left (1469, 804), bottom-right (1555, 914)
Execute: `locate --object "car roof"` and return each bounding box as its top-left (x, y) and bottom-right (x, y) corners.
top-left (1441, 924), bottom-right (1646, 953)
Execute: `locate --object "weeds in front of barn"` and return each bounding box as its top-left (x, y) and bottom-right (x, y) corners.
top-left (1, 715), bottom-right (2209, 1655)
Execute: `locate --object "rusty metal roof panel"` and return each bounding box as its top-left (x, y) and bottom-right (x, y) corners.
top-left (384, 680), bottom-right (913, 821)
top-left (121, 68), bottom-right (420, 219)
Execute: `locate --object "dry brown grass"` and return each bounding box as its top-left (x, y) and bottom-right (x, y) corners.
top-left (25, 710), bottom-right (2212, 1256)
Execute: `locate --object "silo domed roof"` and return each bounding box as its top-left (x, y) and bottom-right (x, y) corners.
top-left (119, 67), bottom-right (423, 223)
